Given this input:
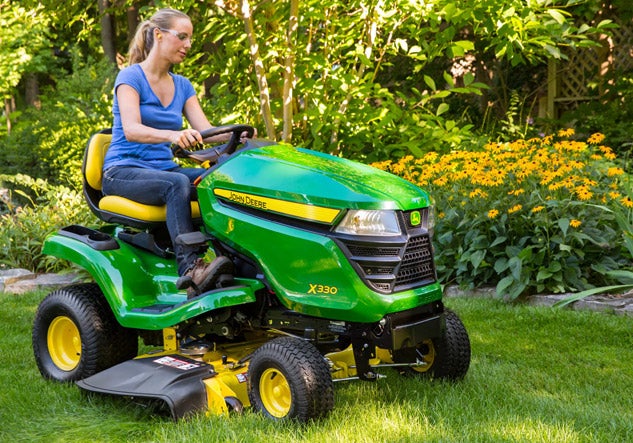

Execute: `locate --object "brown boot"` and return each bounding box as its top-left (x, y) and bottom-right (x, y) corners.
top-left (184, 256), bottom-right (234, 299)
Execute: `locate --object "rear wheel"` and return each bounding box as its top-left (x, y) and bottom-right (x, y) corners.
top-left (32, 283), bottom-right (138, 382)
top-left (401, 309), bottom-right (471, 380)
top-left (248, 337), bottom-right (334, 421)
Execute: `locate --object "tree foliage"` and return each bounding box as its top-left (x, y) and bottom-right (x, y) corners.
top-left (0, 0), bottom-right (621, 167)
top-left (0, 4), bottom-right (52, 97)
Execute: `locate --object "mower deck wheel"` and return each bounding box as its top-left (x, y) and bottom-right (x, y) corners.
top-left (248, 336), bottom-right (333, 421)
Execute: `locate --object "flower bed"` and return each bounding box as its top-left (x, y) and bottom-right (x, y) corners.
top-left (373, 130), bottom-right (633, 299)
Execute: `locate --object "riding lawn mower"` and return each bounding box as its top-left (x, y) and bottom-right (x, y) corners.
top-left (32, 125), bottom-right (471, 421)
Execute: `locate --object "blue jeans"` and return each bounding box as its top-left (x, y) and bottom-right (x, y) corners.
top-left (102, 166), bottom-right (205, 276)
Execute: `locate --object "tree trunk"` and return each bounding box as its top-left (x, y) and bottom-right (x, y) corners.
top-left (202, 41), bottom-right (221, 99)
top-left (24, 74), bottom-right (41, 109)
top-left (281, 0), bottom-right (299, 143)
top-left (241, 0), bottom-right (276, 140)
top-left (99, 0), bottom-right (117, 64)
top-left (126, 3), bottom-right (139, 40)
top-left (4, 97), bottom-right (15, 134)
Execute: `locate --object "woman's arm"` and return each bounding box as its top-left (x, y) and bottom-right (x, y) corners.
top-left (182, 94), bottom-right (232, 144)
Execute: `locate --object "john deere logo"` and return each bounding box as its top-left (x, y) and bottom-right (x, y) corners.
top-left (410, 211), bottom-right (421, 226)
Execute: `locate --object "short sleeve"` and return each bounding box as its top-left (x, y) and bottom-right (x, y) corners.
top-left (114, 65), bottom-right (145, 95)
top-left (173, 74), bottom-right (196, 103)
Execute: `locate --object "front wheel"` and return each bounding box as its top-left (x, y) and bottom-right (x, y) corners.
top-left (32, 283), bottom-right (138, 382)
top-left (248, 337), bottom-right (334, 421)
top-left (401, 309), bottom-right (471, 380)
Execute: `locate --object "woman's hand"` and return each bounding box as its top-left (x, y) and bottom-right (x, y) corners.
top-left (171, 129), bottom-right (203, 148)
top-left (240, 127), bottom-right (257, 144)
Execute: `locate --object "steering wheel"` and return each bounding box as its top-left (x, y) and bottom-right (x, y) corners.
top-left (172, 124), bottom-right (256, 164)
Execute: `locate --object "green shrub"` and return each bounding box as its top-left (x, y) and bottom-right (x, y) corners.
top-left (374, 129), bottom-right (633, 299)
top-left (0, 55), bottom-right (114, 188)
top-left (0, 174), bottom-right (98, 272)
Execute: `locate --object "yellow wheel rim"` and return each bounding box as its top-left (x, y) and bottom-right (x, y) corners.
top-left (412, 339), bottom-right (436, 373)
top-left (259, 368), bottom-right (291, 418)
top-left (47, 316), bottom-right (81, 371)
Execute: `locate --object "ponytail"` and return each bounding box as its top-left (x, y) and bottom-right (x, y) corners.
top-left (128, 20), bottom-right (154, 65)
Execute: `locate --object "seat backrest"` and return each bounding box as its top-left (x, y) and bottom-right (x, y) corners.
top-left (83, 128), bottom-right (117, 224)
top-left (82, 128), bottom-right (201, 232)
top-left (84, 130), bottom-right (113, 191)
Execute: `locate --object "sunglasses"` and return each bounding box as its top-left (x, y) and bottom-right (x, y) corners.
top-left (159, 28), bottom-right (193, 44)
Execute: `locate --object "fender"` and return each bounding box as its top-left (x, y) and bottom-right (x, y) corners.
top-left (42, 225), bottom-right (261, 330)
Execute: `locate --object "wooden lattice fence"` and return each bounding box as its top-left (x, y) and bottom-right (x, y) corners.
top-left (544, 16), bottom-right (633, 118)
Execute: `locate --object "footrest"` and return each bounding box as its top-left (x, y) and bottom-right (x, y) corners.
top-left (118, 231), bottom-right (171, 258)
top-left (175, 231), bottom-right (213, 247)
top-left (176, 275), bottom-right (194, 290)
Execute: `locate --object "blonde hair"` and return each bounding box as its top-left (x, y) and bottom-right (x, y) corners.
top-left (127, 8), bottom-right (191, 65)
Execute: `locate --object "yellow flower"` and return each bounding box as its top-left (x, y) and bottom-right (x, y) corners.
top-left (587, 133), bottom-right (605, 144)
top-left (558, 128), bottom-right (575, 137)
top-left (371, 160), bottom-right (392, 170)
top-left (575, 185), bottom-right (593, 201)
top-left (531, 206), bottom-right (545, 213)
top-left (570, 219), bottom-right (582, 228)
top-left (484, 142), bottom-right (500, 151)
top-left (487, 209), bottom-right (500, 219)
top-left (508, 204), bottom-right (522, 214)
top-left (621, 196), bottom-right (633, 208)
top-left (607, 167), bottom-right (624, 176)
top-left (568, 160), bottom-right (585, 170)
top-left (540, 172), bottom-right (556, 185)
top-left (469, 189), bottom-right (489, 199)
top-left (548, 182), bottom-right (564, 191)
top-left (391, 162), bottom-right (406, 174)
top-left (600, 146), bottom-right (616, 160)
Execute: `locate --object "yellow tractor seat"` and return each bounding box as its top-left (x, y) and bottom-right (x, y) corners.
top-left (83, 129), bottom-right (200, 230)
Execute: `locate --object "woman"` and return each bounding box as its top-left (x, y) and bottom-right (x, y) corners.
top-left (102, 8), bottom-right (233, 297)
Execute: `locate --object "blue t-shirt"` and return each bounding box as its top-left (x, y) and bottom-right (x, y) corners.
top-left (104, 64), bottom-right (196, 171)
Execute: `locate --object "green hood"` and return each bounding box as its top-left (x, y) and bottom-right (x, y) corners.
top-left (202, 144), bottom-right (430, 214)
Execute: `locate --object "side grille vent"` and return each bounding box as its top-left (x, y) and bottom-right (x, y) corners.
top-left (396, 236), bottom-right (435, 287)
top-left (338, 233), bottom-right (436, 294)
top-left (346, 245), bottom-right (400, 257)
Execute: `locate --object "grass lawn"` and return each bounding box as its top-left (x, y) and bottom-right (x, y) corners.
top-left (1, 290), bottom-right (631, 443)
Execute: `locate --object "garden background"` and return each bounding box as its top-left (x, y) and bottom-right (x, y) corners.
top-left (1, 0), bottom-right (633, 300)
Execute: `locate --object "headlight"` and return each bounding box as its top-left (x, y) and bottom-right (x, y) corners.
top-left (334, 210), bottom-right (401, 236)
top-left (426, 205), bottom-right (435, 231)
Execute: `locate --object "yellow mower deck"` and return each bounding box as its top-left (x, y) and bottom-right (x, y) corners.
top-left (76, 329), bottom-right (433, 419)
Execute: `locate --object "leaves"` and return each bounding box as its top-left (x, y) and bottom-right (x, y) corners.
top-left (0, 4), bottom-right (52, 96)
top-left (0, 174), bottom-right (97, 272)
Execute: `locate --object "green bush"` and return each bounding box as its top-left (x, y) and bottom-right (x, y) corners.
top-left (0, 174), bottom-right (98, 272)
top-left (0, 55), bottom-right (114, 188)
top-left (374, 129), bottom-right (633, 299)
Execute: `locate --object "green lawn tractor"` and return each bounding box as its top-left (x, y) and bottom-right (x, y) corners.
top-left (32, 125), bottom-right (471, 421)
